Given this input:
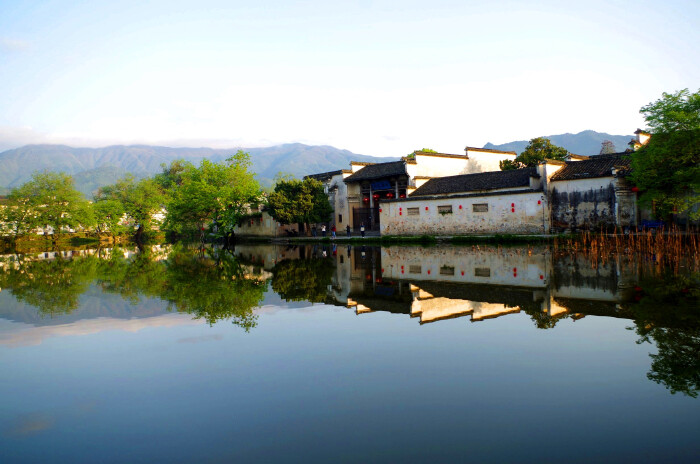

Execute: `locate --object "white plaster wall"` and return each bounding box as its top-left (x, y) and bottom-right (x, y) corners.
top-left (380, 191), bottom-right (548, 235)
top-left (329, 172), bottom-right (349, 228)
top-left (413, 154), bottom-right (470, 177)
top-left (380, 246), bottom-right (549, 288)
top-left (466, 150), bottom-right (517, 173)
top-left (549, 177), bottom-right (613, 194)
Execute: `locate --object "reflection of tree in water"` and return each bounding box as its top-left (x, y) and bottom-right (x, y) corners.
top-left (625, 272), bottom-right (700, 398)
top-left (0, 254), bottom-right (99, 316)
top-left (270, 257), bottom-right (335, 303)
top-left (159, 247), bottom-right (266, 330)
top-left (517, 300), bottom-right (570, 329)
top-left (0, 246), bottom-right (267, 331)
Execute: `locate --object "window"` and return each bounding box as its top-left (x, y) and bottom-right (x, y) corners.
top-left (438, 205), bottom-right (453, 214)
top-left (474, 267), bottom-right (491, 277)
top-left (338, 214), bottom-right (343, 223)
top-left (440, 266), bottom-right (455, 276)
top-left (407, 207), bottom-right (420, 216)
top-left (409, 265), bottom-right (422, 274)
top-left (473, 203), bottom-right (488, 212)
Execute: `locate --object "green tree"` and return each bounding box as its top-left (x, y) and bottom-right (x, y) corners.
top-left (406, 148), bottom-right (437, 160)
top-left (153, 159), bottom-right (192, 199)
top-left (163, 151), bottom-right (261, 242)
top-left (5, 171), bottom-right (94, 236)
top-left (95, 175), bottom-right (164, 242)
top-left (629, 89), bottom-right (700, 219)
top-left (500, 137), bottom-right (569, 170)
top-left (92, 199), bottom-right (126, 236)
top-left (267, 178), bottom-right (332, 235)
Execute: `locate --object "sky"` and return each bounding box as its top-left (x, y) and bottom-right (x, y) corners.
top-left (0, 0), bottom-right (698, 156)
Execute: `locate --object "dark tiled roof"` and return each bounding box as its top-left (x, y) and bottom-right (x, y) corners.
top-left (304, 170), bottom-right (343, 182)
top-left (550, 153), bottom-right (632, 182)
top-left (410, 167), bottom-right (539, 197)
top-left (344, 160), bottom-right (407, 182)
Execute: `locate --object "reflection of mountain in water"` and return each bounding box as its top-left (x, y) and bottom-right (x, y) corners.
top-left (0, 286), bottom-right (170, 326)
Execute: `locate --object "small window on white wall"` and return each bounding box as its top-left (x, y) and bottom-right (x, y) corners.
top-left (473, 203), bottom-right (488, 212)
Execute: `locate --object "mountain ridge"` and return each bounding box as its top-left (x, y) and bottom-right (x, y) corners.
top-left (0, 143), bottom-right (391, 196)
top-left (483, 130), bottom-right (634, 156)
top-left (0, 130), bottom-right (634, 197)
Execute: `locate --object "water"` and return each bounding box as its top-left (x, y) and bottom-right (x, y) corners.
top-left (0, 243), bottom-right (698, 463)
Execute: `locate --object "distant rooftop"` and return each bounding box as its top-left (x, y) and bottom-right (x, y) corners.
top-left (344, 160), bottom-right (407, 182)
top-left (550, 153), bottom-right (632, 182)
top-left (304, 170), bottom-right (343, 182)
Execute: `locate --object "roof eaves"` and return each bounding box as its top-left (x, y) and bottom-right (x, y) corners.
top-left (465, 146), bottom-right (518, 155)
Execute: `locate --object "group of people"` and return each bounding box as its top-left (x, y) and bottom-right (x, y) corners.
top-left (311, 223), bottom-right (366, 238)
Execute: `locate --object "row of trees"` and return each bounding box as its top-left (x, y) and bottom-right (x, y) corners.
top-left (0, 149), bottom-right (333, 241)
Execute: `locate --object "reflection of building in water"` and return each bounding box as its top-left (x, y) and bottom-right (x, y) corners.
top-left (336, 245), bottom-right (639, 326)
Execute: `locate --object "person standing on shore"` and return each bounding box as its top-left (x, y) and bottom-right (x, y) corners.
top-left (360, 223), bottom-right (365, 238)
top-left (321, 224), bottom-right (326, 237)
top-left (331, 225), bottom-right (336, 239)
top-left (346, 224), bottom-right (351, 237)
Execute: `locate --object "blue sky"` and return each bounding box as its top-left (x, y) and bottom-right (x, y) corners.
top-left (0, 0), bottom-right (698, 155)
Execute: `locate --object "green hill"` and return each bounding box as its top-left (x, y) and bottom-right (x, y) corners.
top-left (0, 143), bottom-right (393, 197)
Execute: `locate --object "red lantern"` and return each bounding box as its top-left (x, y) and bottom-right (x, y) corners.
top-left (631, 186), bottom-right (639, 192)
top-left (399, 194), bottom-right (406, 198)
top-left (363, 197), bottom-right (370, 203)
top-left (425, 206), bottom-right (429, 211)
top-left (379, 208), bottom-right (382, 213)
top-left (373, 193), bottom-right (380, 200)
top-left (386, 192), bottom-right (394, 198)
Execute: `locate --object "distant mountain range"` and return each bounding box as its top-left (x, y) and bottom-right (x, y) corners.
top-left (0, 130), bottom-right (633, 197)
top-left (0, 143), bottom-right (390, 197)
top-left (483, 130), bottom-right (634, 156)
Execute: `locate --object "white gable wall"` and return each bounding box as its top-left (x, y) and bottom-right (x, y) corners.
top-left (380, 190), bottom-right (548, 235)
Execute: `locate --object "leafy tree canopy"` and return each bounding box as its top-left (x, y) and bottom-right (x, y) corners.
top-left (163, 150), bottom-right (261, 240)
top-left (267, 178), bottom-right (332, 233)
top-left (5, 171), bottom-right (94, 235)
top-left (640, 88), bottom-right (700, 133)
top-left (95, 175), bottom-right (165, 241)
top-left (500, 137), bottom-right (569, 170)
top-left (630, 88), bottom-right (700, 219)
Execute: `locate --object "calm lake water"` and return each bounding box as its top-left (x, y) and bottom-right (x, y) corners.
top-left (1, 243), bottom-right (698, 463)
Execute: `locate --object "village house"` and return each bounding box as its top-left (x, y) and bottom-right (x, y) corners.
top-left (306, 147), bottom-right (518, 232)
top-left (379, 166), bottom-right (550, 235)
top-left (545, 153), bottom-right (637, 231)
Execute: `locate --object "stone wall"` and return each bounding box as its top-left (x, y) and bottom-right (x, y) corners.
top-left (550, 178), bottom-right (617, 231)
top-left (233, 211), bottom-right (298, 238)
top-left (380, 190), bottom-right (548, 235)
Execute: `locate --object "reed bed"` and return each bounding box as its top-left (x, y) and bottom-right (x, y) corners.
top-left (553, 225), bottom-right (699, 274)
